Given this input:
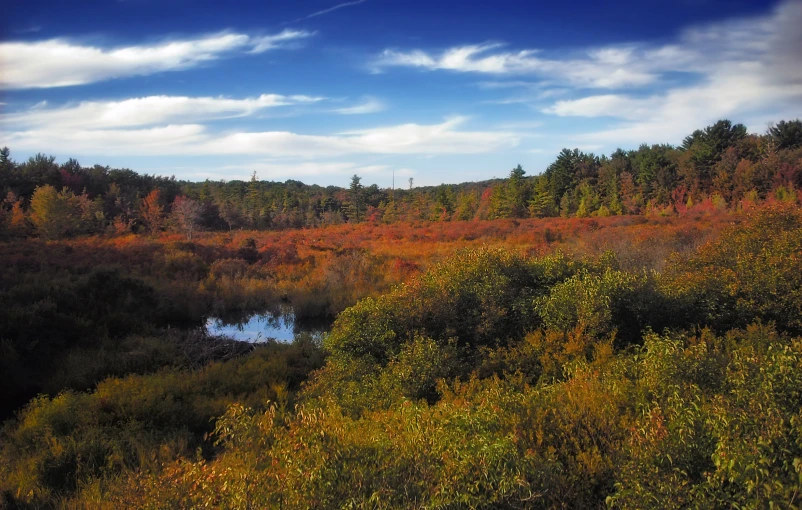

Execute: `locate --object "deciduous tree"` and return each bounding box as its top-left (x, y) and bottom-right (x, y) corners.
top-left (171, 196), bottom-right (203, 240)
top-left (140, 189), bottom-right (164, 233)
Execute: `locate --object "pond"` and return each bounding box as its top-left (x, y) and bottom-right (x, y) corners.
top-left (205, 306), bottom-right (332, 343)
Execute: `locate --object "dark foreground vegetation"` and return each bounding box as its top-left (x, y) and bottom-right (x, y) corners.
top-left (0, 204), bottom-right (800, 508)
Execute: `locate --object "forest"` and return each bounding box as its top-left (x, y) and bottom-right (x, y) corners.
top-left (2, 119), bottom-right (801, 239)
top-left (0, 119), bottom-right (801, 508)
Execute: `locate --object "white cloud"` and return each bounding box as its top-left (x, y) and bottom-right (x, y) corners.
top-left (333, 97), bottom-right (386, 115)
top-left (544, 0), bottom-right (802, 145)
top-left (375, 0), bottom-right (802, 102)
top-left (202, 116), bottom-right (518, 156)
top-left (2, 94), bottom-right (325, 129)
top-left (7, 124), bottom-right (211, 153)
top-left (249, 29), bottom-right (315, 54)
top-left (0, 29), bottom-right (314, 89)
top-left (4, 116), bottom-right (520, 158)
top-left (543, 94), bottom-right (656, 120)
top-left (376, 42), bottom-right (658, 88)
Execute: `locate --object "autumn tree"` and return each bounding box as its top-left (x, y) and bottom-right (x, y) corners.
top-left (171, 196), bottom-right (203, 240)
top-left (29, 185), bottom-right (72, 239)
top-left (140, 189), bottom-right (165, 233)
top-left (619, 172), bottom-right (641, 214)
top-left (219, 201), bottom-right (245, 231)
top-left (2, 193), bottom-right (28, 236)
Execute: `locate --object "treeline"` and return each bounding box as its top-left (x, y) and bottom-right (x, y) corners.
top-left (1, 119), bottom-right (800, 239)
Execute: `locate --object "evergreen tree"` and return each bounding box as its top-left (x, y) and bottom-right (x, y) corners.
top-left (507, 164), bottom-right (529, 218)
top-left (244, 172), bottom-right (266, 228)
top-left (681, 120), bottom-right (748, 185)
top-left (347, 174), bottom-right (364, 222)
top-left (546, 149), bottom-right (580, 201)
top-left (528, 176), bottom-right (554, 218)
top-left (768, 119), bottom-right (802, 150)
top-left (453, 190), bottom-right (478, 221)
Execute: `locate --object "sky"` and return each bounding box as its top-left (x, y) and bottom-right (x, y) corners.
top-left (1, 0), bottom-right (801, 187)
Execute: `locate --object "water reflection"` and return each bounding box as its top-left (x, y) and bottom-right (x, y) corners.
top-left (205, 306), bottom-right (331, 343)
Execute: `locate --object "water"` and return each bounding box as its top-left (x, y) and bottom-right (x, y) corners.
top-left (205, 306), bottom-right (331, 343)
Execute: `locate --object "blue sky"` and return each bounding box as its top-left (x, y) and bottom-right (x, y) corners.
top-left (2, 0), bottom-right (801, 187)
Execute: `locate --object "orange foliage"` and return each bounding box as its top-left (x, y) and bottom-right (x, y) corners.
top-left (0, 210), bottom-right (742, 319)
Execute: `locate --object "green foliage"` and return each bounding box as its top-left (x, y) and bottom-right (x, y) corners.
top-left (528, 175), bottom-right (555, 217)
top-left (0, 339), bottom-right (324, 504)
top-left (682, 120), bottom-right (748, 171)
top-left (325, 247), bottom-right (580, 363)
top-left (95, 324), bottom-right (802, 510)
top-left (347, 174), bottom-right (364, 222)
top-left (610, 325), bottom-right (802, 509)
top-left (769, 119), bottom-right (802, 150)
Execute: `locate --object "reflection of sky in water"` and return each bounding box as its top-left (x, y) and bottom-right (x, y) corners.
top-left (205, 309), bottom-right (329, 343)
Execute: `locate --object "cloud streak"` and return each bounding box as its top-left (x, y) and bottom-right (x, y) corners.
top-left (2, 94), bottom-right (325, 129)
top-left (376, 43), bottom-right (661, 88)
top-left (305, 0), bottom-right (369, 20)
top-left (286, 0), bottom-right (369, 24)
top-left (0, 30), bottom-right (314, 89)
top-left (333, 97), bottom-right (385, 115)
top-left (4, 116), bottom-right (520, 158)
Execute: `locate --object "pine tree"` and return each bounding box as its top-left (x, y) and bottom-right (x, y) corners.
top-left (768, 119), bottom-right (802, 150)
top-left (244, 172), bottom-right (264, 228)
top-left (347, 174), bottom-right (364, 222)
top-left (382, 199), bottom-right (399, 223)
top-left (507, 164), bottom-right (529, 218)
top-left (453, 191), bottom-right (478, 221)
top-left (529, 176), bottom-right (554, 218)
